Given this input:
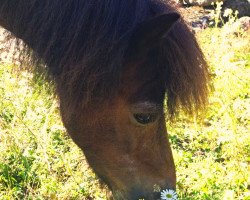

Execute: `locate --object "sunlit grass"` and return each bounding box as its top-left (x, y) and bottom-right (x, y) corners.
top-left (0, 65), bottom-right (106, 199)
top-left (168, 27), bottom-right (250, 199)
top-left (0, 25), bottom-right (249, 199)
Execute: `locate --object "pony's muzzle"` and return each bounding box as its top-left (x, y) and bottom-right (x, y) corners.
top-left (127, 187), bottom-right (162, 200)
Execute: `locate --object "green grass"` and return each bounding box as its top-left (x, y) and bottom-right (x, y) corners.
top-left (169, 27), bottom-right (250, 199)
top-left (0, 25), bottom-right (249, 199)
top-left (0, 66), bottom-right (106, 199)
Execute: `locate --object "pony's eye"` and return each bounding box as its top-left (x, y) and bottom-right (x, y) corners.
top-left (133, 113), bottom-right (157, 125)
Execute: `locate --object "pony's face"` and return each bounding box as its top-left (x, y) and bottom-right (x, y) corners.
top-left (60, 56), bottom-right (177, 199)
top-left (61, 73), bottom-right (176, 199)
top-left (59, 13), bottom-right (180, 199)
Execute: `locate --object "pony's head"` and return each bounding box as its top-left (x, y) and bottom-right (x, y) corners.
top-left (57, 12), bottom-right (209, 200)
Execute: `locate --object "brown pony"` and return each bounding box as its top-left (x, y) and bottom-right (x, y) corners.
top-left (0, 0), bottom-right (209, 199)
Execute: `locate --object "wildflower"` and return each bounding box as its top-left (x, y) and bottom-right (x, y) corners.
top-left (160, 189), bottom-right (178, 200)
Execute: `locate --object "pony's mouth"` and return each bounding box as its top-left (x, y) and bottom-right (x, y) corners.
top-left (113, 188), bottom-right (177, 200)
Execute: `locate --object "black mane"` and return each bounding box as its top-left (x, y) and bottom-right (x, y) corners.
top-left (0, 0), bottom-right (209, 115)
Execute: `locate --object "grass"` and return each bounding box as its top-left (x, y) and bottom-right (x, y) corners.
top-left (0, 24), bottom-right (250, 199)
top-left (0, 66), bottom-right (106, 199)
top-left (169, 26), bottom-right (250, 199)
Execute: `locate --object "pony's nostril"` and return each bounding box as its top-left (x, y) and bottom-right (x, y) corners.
top-left (153, 191), bottom-right (161, 199)
top-left (129, 187), bottom-right (145, 200)
top-left (136, 192), bottom-right (160, 200)
top-left (129, 189), bottom-right (162, 200)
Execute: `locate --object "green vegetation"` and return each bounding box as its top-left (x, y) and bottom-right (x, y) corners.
top-left (0, 22), bottom-right (249, 200)
top-left (169, 26), bottom-right (250, 199)
top-left (0, 66), bottom-right (106, 199)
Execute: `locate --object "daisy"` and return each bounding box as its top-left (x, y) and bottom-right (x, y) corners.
top-left (160, 189), bottom-right (178, 200)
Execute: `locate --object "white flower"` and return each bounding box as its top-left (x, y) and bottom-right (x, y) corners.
top-left (160, 189), bottom-right (178, 200)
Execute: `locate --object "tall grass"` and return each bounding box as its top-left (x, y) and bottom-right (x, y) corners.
top-left (169, 26), bottom-right (250, 199)
top-left (0, 65), bottom-right (106, 199)
top-left (0, 25), bottom-right (249, 199)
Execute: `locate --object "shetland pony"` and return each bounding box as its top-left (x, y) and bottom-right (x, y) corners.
top-left (0, 0), bottom-right (209, 199)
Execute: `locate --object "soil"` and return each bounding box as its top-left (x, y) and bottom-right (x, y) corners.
top-left (178, 5), bottom-right (216, 30)
top-left (179, 5), bottom-right (213, 22)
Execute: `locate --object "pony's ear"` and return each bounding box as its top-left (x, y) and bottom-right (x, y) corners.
top-left (126, 13), bottom-right (180, 61)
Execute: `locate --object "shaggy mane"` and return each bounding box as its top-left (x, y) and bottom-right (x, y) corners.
top-left (0, 0), bottom-right (209, 116)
